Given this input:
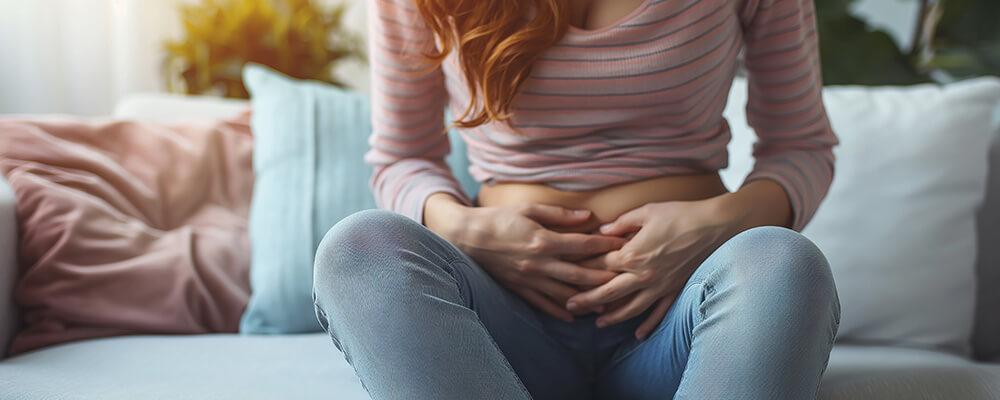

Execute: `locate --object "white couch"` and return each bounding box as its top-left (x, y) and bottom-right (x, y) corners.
top-left (1, 88), bottom-right (999, 399)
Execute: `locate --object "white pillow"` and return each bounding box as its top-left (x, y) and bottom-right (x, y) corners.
top-left (721, 77), bottom-right (1000, 356)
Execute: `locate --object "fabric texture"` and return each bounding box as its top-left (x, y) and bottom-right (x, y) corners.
top-left (312, 209), bottom-right (840, 399)
top-left (365, 0), bottom-right (837, 230)
top-left (721, 77), bottom-right (1000, 356)
top-left (0, 115), bottom-right (254, 355)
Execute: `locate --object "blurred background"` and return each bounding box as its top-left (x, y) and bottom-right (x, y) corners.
top-left (0, 0), bottom-right (996, 116)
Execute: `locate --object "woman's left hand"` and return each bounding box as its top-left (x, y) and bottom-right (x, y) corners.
top-left (564, 196), bottom-right (746, 339)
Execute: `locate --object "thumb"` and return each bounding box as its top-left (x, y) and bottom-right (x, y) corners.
top-left (598, 206), bottom-right (646, 237)
top-left (521, 204), bottom-right (591, 226)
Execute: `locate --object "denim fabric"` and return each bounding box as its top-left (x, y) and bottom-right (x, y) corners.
top-left (313, 209), bottom-right (840, 399)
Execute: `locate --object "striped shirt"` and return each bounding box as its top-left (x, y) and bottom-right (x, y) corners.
top-left (364, 0), bottom-right (838, 231)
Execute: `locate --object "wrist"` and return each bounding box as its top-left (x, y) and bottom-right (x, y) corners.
top-left (423, 192), bottom-right (474, 245)
top-left (714, 179), bottom-right (794, 232)
top-left (710, 191), bottom-right (756, 234)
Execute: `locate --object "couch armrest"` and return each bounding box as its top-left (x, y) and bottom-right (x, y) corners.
top-left (0, 173), bottom-right (19, 359)
top-left (113, 93), bottom-right (249, 122)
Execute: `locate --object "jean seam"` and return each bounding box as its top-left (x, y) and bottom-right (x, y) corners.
top-left (442, 256), bottom-right (472, 305)
top-left (446, 258), bottom-right (534, 399)
top-left (312, 290), bottom-right (344, 350)
top-left (600, 280), bottom-right (710, 372)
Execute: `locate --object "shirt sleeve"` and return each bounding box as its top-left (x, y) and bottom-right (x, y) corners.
top-left (363, 0), bottom-right (473, 224)
top-left (739, 0), bottom-right (839, 231)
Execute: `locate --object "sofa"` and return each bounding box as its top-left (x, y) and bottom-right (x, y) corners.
top-left (1, 79), bottom-right (999, 399)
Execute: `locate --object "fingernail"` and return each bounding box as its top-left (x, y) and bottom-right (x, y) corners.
top-left (595, 319), bottom-right (607, 328)
top-left (599, 224), bottom-right (612, 233)
top-left (635, 330), bottom-right (647, 340)
top-left (567, 301), bottom-right (579, 311)
top-left (573, 209), bottom-right (589, 216)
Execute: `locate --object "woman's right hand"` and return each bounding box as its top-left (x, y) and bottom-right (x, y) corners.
top-left (424, 193), bottom-right (626, 322)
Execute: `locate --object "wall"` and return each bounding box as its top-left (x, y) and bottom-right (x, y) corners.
top-left (0, 0), bottom-right (915, 116)
top-left (852, 0), bottom-right (921, 51)
top-left (0, 0), bottom-right (366, 116)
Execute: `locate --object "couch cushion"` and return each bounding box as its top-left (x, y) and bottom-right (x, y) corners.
top-left (820, 345), bottom-right (1000, 399)
top-left (238, 64), bottom-right (378, 334)
top-left (0, 334), bottom-right (369, 400)
top-left (1, 335), bottom-right (997, 400)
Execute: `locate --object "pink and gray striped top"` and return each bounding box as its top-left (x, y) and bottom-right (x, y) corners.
top-left (363, 0), bottom-right (838, 231)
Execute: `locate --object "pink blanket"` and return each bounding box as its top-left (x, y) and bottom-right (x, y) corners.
top-left (0, 114), bottom-right (254, 355)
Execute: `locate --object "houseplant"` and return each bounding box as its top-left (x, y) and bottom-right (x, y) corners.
top-left (163, 0), bottom-right (364, 99)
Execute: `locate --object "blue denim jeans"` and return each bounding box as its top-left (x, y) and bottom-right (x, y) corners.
top-left (313, 209), bottom-right (840, 399)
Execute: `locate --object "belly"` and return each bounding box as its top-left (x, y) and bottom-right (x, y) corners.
top-left (475, 172), bottom-right (729, 234)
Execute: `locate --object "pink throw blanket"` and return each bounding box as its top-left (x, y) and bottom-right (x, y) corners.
top-left (0, 114), bottom-right (254, 355)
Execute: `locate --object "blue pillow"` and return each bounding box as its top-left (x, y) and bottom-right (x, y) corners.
top-left (240, 64), bottom-right (478, 333)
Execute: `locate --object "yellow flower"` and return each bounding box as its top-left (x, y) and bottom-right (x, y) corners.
top-left (164, 0), bottom-right (363, 98)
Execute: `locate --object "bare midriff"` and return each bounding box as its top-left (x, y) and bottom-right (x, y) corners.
top-left (475, 173), bottom-right (730, 234)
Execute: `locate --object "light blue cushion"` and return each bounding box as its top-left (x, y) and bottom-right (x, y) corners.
top-left (239, 64), bottom-right (477, 333)
top-left (240, 64), bottom-right (376, 333)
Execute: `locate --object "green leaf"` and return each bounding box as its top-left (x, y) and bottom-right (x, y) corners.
top-left (816, 9), bottom-right (930, 85)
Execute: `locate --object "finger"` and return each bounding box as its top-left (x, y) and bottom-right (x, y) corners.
top-left (542, 231), bottom-right (626, 256)
top-left (578, 248), bottom-right (632, 272)
top-left (526, 277), bottom-right (581, 305)
top-left (595, 290), bottom-right (660, 328)
top-left (521, 204), bottom-right (592, 226)
top-left (578, 252), bottom-right (610, 270)
top-left (537, 282), bottom-right (608, 315)
top-left (598, 206), bottom-right (648, 237)
top-left (586, 292), bottom-right (630, 320)
top-left (635, 294), bottom-right (676, 340)
top-left (574, 283), bottom-right (601, 292)
top-left (516, 288), bottom-right (574, 323)
top-left (566, 273), bottom-right (644, 310)
top-left (533, 258), bottom-right (618, 286)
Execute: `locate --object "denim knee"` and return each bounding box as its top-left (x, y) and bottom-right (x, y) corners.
top-left (712, 226), bottom-right (840, 323)
top-left (313, 209), bottom-right (423, 295)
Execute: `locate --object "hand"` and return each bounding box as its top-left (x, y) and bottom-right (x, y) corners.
top-left (426, 195), bottom-right (627, 322)
top-left (566, 196), bottom-right (744, 339)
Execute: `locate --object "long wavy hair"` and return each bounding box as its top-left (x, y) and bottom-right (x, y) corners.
top-left (412, 0), bottom-right (569, 129)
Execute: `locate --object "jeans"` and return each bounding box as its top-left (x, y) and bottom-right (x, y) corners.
top-left (312, 209), bottom-right (841, 399)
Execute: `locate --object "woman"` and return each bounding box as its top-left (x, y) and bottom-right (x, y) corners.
top-left (312, 0), bottom-right (841, 398)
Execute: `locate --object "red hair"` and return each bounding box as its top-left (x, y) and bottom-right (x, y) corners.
top-left (412, 0), bottom-right (568, 129)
